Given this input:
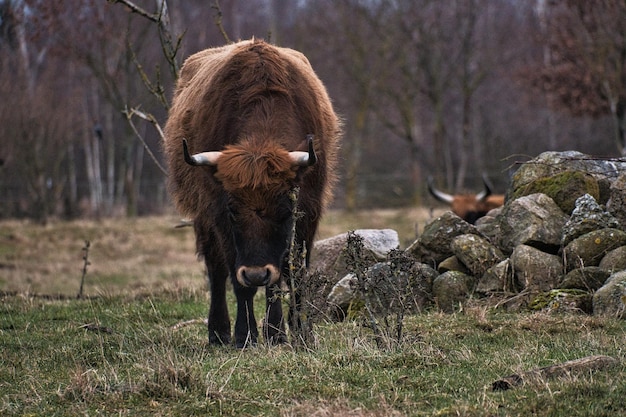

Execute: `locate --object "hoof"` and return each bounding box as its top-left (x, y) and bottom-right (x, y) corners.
top-left (235, 334), bottom-right (257, 349)
top-left (208, 331), bottom-right (231, 346)
top-left (266, 332), bottom-right (287, 345)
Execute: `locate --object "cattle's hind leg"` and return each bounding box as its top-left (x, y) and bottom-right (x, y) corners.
top-left (233, 283), bottom-right (258, 348)
top-left (264, 283), bottom-right (286, 344)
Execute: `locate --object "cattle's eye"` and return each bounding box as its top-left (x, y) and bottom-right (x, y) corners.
top-left (276, 206), bottom-right (292, 223)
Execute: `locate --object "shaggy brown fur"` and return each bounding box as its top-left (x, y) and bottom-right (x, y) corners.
top-left (164, 39), bottom-right (340, 222)
top-left (214, 139), bottom-right (299, 194)
top-left (163, 39), bottom-right (341, 347)
top-left (450, 194), bottom-right (505, 223)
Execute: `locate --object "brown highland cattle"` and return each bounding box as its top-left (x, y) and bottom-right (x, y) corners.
top-left (427, 176), bottom-right (505, 224)
top-left (164, 39), bottom-right (341, 348)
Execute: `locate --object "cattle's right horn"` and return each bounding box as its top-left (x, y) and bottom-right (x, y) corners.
top-left (427, 176), bottom-right (454, 204)
top-left (476, 174), bottom-right (493, 201)
top-left (288, 134), bottom-right (317, 167)
top-left (182, 139), bottom-right (222, 166)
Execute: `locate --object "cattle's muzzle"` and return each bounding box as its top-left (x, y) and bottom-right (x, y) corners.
top-left (236, 265), bottom-right (280, 287)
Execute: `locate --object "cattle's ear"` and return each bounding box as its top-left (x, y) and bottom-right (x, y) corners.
top-left (183, 139), bottom-right (222, 166)
top-left (288, 134), bottom-right (317, 167)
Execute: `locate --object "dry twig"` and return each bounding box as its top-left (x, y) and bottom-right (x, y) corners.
top-left (492, 355), bottom-right (619, 391)
top-left (77, 240), bottom-right (91, 299)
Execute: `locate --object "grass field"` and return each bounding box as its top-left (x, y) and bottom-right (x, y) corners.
top-left (0, 208), bottom-right (435, 297)
top-left (1, 210), bottom-right (625, 416)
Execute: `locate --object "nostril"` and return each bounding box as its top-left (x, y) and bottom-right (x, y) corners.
top-left (241, 269), bottom-right (250, 286)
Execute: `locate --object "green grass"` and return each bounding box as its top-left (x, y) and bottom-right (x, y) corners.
top-left (1, 291), bottom-right (624, 416)
top-left (1, 213), bottom-right (625, 415)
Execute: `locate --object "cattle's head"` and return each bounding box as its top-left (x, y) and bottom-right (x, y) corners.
top-left (427, 175), bottom-right (504, 224)
top-left (183, 136), bottom-right (316, 287)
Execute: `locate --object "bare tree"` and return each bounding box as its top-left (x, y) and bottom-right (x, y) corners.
top-left (524, 0), bottom-right (626, 155)
top-left (0, 0), bottom-right (77, 222)
top-left (26, 0), bottom-right (171, 216)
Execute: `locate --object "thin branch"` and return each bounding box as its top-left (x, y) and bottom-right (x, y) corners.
top-left (155, 0), bottom-right (182, 78)
top-left (123, 107), bottom-right (168, 176)
top-left (107, 0), bottom-right (160, 22)
top-left (492, 355), bottom-right (619, 391)
top-left (77, 240), bottom-right (91, 299)
top-left (212, 0), bottom-right (232, 43)
top-left (110, 0), bottom-right (182, 176)
top-left (127, 39), bottom-right (169, 109)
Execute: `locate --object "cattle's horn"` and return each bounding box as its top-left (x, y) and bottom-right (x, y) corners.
top-left (427, 176), bottom-right (454, 204)
top-left (476, 174), bottom-right (493, 201)
top-left (182, 139), bottom-right (222, 166)
top-left (288, 134), bottom-right (317, 167)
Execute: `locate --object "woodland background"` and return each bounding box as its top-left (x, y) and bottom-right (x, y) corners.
top-left (1, 0), bottom-right (625, 223)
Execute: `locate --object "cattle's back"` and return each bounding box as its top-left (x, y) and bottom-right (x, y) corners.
top-left (163, 39), bottom-right (341, 219)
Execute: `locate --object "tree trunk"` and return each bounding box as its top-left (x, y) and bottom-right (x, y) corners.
top-left (607, 96), bottom-right (625, 156)
top-left (65, 143), bottom-right (78, 218)
top-left (345, 98), bottom-right (368, 212)
top-left (83, 99), bottom-right (102, 217)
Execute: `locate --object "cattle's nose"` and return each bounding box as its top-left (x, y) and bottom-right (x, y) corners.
top-left (239, 266), bottom-right (271, 287)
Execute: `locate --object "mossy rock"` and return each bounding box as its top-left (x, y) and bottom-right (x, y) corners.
top-left (564, 228), bottom-right (626, 271)
top-left (529, 289), bottom-right (592, 314)
top-left (512, 171), bottom-right (600, 214)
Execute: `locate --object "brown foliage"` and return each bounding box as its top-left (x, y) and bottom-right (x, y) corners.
top-left (520, 0), bottom-right (626, 119)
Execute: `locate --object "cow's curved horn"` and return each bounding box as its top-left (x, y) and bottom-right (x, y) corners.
top-left (476, 174), bottom-right (493, 201)
top-left (427, 176), bottom-right (454, 204)
top-left (182, 139), bottom-right (222, 166)
top-left (288, 134), bottom-right (317, 167)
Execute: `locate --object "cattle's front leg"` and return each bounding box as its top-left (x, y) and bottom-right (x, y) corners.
top-left (233, 284), bottom-right (258, 348)
top-left (264, 283), bottom-right (286, 345)
top-left (207, 272), bottom-right (231, 346)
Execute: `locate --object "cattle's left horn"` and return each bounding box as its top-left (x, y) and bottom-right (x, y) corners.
top-left (289, 134), bottom-right (317, 167)
top-left (427, 176), bottom-right (454, 204)
top-left (182, 139), bottom-right (222, 166)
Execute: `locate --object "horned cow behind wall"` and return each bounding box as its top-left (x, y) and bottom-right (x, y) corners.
top-left (427, 176), bottom-right (505, 224)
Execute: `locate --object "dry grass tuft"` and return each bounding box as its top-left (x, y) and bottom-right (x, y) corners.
top-left (282, 398), bottom-right (404, 417)
top-left (0, 208), bottom-right (443, 297)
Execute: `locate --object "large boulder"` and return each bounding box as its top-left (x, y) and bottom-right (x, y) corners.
top-left (563, 228), bottom-right (626, 271)
top-left (593, 271), bottom-right (626, 318)
top-left (311, 229), bottom-right (399, 279)
top-left (326, 260), bottom-right (438, 317)
top-left (407, 212), bottom-right (479, 263)
top-left (529, 289), bottom-right (593, 314)
top-left (607, 172), bottom-right (626, 230)
top-left (360, 261), bottom-right (436, 315)
top-left (562, 194), bottom-right (621, 247)
top-left (476, 259), bottom-right (516, 295)
top-left (497, 193), bottom-right (569, 254)
top-left (509, 150), bottom-right (626, 204)
top-left (437, 256), bottom-right (470, 274)
top-left (559, 267), bottom-right (611, 291)
top-left (511, 170), bottom-right (599, 214)
top-left (450, 234), bottom-right (505, 277)
top-left (599, 246), bottom-right (626, 273)
top-left (510, 244), bottom-right (563, 292)
top-left (432, 270), bottom-right (475, 313)
top-left (475, 207), bottom-right (503, 243)
top-left (326, 273), bottom-right (357, 312)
